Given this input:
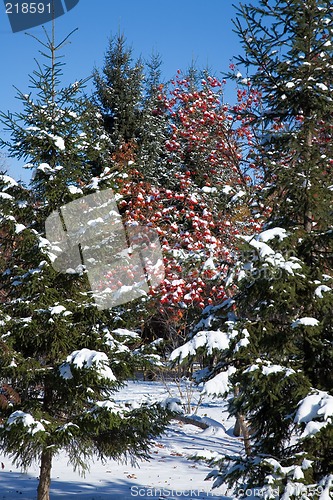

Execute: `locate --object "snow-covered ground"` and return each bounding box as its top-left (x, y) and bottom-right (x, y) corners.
top-left (0, 380), bottom-right (244, 500)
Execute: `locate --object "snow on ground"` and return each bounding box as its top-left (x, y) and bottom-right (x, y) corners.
top-left (0, 380), bottom-right (243, 500)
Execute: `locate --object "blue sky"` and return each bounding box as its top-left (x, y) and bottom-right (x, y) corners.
top-left (0, 0), bottom-right (248, 182)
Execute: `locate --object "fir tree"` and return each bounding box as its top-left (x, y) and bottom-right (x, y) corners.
top-left (0, 30), bottom-right (170, 500)
top-left (0, 172), bottom-right (32, 304)
top-left (93, 35), bottom-right (171, 186)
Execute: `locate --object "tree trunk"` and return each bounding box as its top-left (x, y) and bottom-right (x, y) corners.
top-left (233, 386), bottom-right (252, 456)
top-left (37, 449), bottom-right (52, 500)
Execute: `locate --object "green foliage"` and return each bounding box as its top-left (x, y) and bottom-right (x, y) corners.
top-left (93, 33), bottom-right (145, 149)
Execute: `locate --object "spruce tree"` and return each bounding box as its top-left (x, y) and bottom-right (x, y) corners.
top-left (0, 30), bottom-right (170, 500)
top-left (93, 34), bottom-right (145, 157)
top-left (172, 1), bottom-right (333, 497)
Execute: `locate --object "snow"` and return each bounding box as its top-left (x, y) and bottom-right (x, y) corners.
top-left (222, 185), bottom-right (233, 194)
top-left (162, 397), bottom-right (184, 414)
top-left (0, 174), bottom-right (18, 188)
top-left (91, 400), bottom-right (125, 416)
top-left (261, 457), bottom-right (321, 492)
top-left (36, 162), bottom-right (52, 173)
top-left (230, 190), bottom-right (246, 203)
top-left (0, 192), bottom-right (14, 200)
top-left (99, 282), bottom-right (148, 308)
top-left (86, 177), bottom-right (100, 190)
top-left (261, 364), bottom-right (286, 376)
top-left (241, 235), bottom-right (275, 258)
top-left (57, 422), bottom-right (79, 433)
top-left (234, 328), bottom-right (250, 353)
top-left (0, 380), bottom-right (243, 500)
top-left (314, 285), bottom-right (331, 298)
top-left (49, 305), bottom-right (70, 315)
top-left (239, 229), bottom-right (302, 278)
top-left (33, 163), bottom-right (63, 179)
top-left (316, 83), bottom-right (328, 91)
top-left (301, 458), bottom-right (313, 470)
top-left (300, 420), bottom-right (327, 438)
top-left (291, 317), bottom-right (319, 328)
top-left (50, 134), bottom-right (65, 151)
top-left (317, 395), bottom-right (333, 420)
top-left (68, 185), bottom-right (83, 195)
top-left (15, 223), bottom-right (26, 233)
top-left (201, 186), bottom-right (217, 194)
top-left (38, 236), bottom-right (61, 263)
top-left (59, 348), bottom-right (116, 381)
top-left (320, 476), bottom-right (333, 500)
top-left (292, 466), bottom-right (304, 480)
top-left (191, 449), bottom-right (223, 461)
top-left (202, 257), bottom-right (216, 271)
top-left (7, 411), bottom-right (45, 435)
top-left (28, 130), bottom-right (65, 151)
top-left (245, 363), bottom-right (295, 378)
top-left (112, 328), bottom-right (140, 339)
